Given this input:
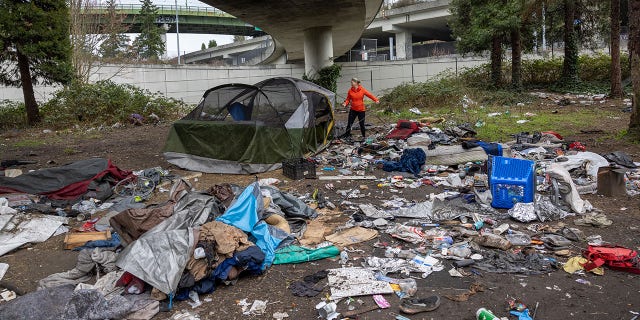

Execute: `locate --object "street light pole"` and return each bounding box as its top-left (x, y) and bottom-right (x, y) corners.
top-left (175, 0), bottom-right (180, 64)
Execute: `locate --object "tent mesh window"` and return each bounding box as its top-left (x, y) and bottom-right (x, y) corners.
top-left (183, 79), bottom-right (303, 128)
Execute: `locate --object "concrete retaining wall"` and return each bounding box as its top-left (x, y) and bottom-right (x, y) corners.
top-left (0, 56), bottom-right (487, 105)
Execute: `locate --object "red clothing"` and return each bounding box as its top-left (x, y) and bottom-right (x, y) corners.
top-left (344, 85), bottom-right (379, 112)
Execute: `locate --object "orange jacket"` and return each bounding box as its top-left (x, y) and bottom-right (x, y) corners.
top-left (343, 85), bottom-right (379, 112)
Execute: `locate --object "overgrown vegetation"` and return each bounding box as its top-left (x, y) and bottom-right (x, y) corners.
top-left (458, 53), bottom-right (631, 93)
top-left (377, 54), bottom-right (629, 142)
top-left (303, 64), bottom-right (342, 93)
top-left (5, 80), bottom-right (186, 129)
top-left (0, 100), bottom-right (28, 130)
top-left (0, 81), bottom-right (189, 130)
top-left (39, 80), bottom-right (188, 128)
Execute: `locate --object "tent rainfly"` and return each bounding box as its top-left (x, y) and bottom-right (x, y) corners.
top-left (164, 77), bottom-right (335, 174)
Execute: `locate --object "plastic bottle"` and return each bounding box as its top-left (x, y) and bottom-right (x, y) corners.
top-left (340, 251), bottom-right (349, 264)
top-left (505, 233), bottom-right (531, 246)
top-left (448, 245), bottom-right (472, 258)
top-left (374, 273), bottom-right (417, 296)
top-left (493, 223), bottom-right (510, 235)
top-left (476, 233), bottom-right (512, 250)
top-left (476, 308), bottom-right (498, 320)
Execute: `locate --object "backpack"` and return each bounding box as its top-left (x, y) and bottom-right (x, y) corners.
top-left (582, 245), bottom-right (640, 274)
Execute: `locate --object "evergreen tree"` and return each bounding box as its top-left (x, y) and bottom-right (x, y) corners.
top-left (99, 0), bottom-right (130, 59)
top-left (0, 0), bottom-right (73, 125)
top-left (449, 0), bottom-right (522, 88)
top-left (561, 0), bottom-right (579, 83)
top-left (132, 0), bottom-right (165, 60)
top-left (201, 43), bottom-right (206, 50)
top-left (610, 0), bottom-right (623, 98)
top-left (208, 39), bottom-right (218, 48)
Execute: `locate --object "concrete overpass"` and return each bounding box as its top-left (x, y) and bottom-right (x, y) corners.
top-left (182, 0), bottom-right (453, 65)
top-left (198, 0), bottom-right (385, 75)
top-left (87, 4), bottom-right (265, 36)
top-left (363, 0), bottom-right (453, 60)
top-left (182, 35), bottom-right (286, 65)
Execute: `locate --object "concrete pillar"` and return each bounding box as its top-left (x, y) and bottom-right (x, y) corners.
top-left (303, 26), bottom-right (333, 76)
top-left (394, 30), bottom-right (413, 60)
top-left (389, 36), bottom-right (395, 60)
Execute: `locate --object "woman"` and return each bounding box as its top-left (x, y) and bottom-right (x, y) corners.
top-left (341, 77), bottom-right (379, 139)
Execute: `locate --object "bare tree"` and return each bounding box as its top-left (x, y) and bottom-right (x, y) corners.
top-left (69, 0), bottom-right (103, 83)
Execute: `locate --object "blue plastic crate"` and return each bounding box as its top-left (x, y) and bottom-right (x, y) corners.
top-left (489, 156), bottom-right (535, 209)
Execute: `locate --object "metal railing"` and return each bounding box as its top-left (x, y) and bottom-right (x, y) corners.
top-left (89, 3), bottom-right (232, 17)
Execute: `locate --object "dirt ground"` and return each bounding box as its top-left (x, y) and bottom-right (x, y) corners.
top-left (0, 102), bottom-right (639, 320)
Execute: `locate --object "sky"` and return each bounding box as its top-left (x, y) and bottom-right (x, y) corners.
top-left (115, 0), bottom-right (235, 57)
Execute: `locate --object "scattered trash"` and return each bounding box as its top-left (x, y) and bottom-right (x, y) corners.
top-left (327, 267), bottom-right (394, 298)
top-left (316, 301), bottom-right (339, 320)
top-left (0, 263), bottom-right (8, 281)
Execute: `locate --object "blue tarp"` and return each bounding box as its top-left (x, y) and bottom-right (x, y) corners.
top-left (216, 182), bottom-right (283, 269)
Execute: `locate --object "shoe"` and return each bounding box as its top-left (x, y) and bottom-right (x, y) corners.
top-left (399, 295), bottom-right (441, 314)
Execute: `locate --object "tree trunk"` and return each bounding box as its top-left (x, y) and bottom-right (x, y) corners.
top-left (511, 29), bottom-right (522, 90)
top-left (17, 51), bottom-right (40, 125)
top-left (628, 0), bottom-right (640, 134)
top-left (491, 35), bottom-right (503, 88)
top-left (611, 0), bottom-right (623, 98)
top-left (562, 0), bottom-right (579, 83)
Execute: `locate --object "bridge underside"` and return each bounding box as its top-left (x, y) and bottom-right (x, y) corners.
top-left (199, 0), bottom-right (383, 73)
top-left (122, 15), bottom-right (265, 36)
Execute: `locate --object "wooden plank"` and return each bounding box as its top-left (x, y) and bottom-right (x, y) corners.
top-left (64, 229), bottom-right (111, 250)
top-left (318, 175), bottom-right (377, 180)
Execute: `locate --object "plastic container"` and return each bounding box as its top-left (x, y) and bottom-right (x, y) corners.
top-left (505, 233), bottom-right (531, 246)
top-left (489, 156), bottom-right (536, 209)
top-left (493, 223), bottom-right (510, 235)
top-left (282, 158), bottom-right (316, 180)
top-left (476, 308), bottom-right (498, 320)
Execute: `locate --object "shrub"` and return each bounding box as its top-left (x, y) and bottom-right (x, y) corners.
top-left (41, 80), bottom-right (189, 128)
top-left (459, 53), bottom-right (630, 92)
top-left (303, 64), bottom-right (342, 93)
top-left (380, 72), bottom-right (469, 109)
top-left (0, 100), bottom-right (28, 130)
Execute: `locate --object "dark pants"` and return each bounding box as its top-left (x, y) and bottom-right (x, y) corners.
top-left (344, 109), bottom-right (366, 137)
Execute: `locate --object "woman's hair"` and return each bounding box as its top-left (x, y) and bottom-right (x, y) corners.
top-left (351, 77), bottom-right (361, 84)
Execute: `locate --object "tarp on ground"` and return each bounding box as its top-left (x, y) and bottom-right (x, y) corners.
top-left (0, 158), bottom-right (130, 200)
top-left (0, 284), bottom-right (155, 320)
top-left (216, 182), bottom-right (284, 269)
top-left (0, 214), bottom-right (67, 257)
top-left (116, 189), bottom-right (214, 294)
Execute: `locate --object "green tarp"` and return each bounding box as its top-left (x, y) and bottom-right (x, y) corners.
top-left (272, 245), bottom-right (340, 265)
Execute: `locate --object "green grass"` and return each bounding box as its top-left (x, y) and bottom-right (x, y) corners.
top-left (63, 147), bottom-right (77, 155)
top-left (376, 101), bottom-right (617, 142)
top-left (13, 139), bottom-right (47, 148)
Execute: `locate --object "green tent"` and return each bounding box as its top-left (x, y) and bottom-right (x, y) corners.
top-left (164, 77), bottom-right (335, 174)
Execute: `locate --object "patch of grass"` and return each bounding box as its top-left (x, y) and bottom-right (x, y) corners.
top-left (63, 147), bottom-right (77, 155)
top-left (13, 139), bottom-right (46, 148)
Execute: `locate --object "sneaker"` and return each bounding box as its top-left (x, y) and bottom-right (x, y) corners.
top-left (399, 295), bottom-right (441, 314)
